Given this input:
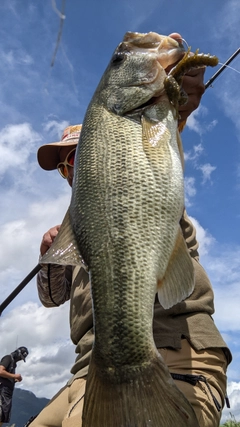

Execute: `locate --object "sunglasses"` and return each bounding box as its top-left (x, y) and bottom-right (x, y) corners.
top-left (57, 148), bottom-right (76, 179)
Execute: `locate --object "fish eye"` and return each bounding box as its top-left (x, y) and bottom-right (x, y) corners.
top-left (111, 51), bottom-right (126, 65)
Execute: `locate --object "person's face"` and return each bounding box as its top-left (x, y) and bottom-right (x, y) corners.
top-left (12, 350), bottom-right (23, 363)
top-left (58, 146), bottom-right (76, 187)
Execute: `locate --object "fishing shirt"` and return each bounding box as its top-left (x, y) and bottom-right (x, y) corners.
top-left (37, 210), bottom-right (232, 384)
top-left (0, 355), bottom-right (16, 391)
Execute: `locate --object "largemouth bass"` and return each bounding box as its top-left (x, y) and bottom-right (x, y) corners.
top-left (41, 32), bottom-right (218, 426)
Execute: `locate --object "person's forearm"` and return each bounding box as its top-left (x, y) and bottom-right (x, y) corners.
top-left (0, 370), bottom-right (17, 380)
top-left (37, 264), bottom-right (72, 307)
top-left (180, 210), bottom-right (199, 261)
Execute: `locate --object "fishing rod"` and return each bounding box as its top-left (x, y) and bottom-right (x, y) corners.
top-left (205, 47), bottom-right (240, 89)
top-left (1, 48), bottom-right (240, 316)
top-left (0, 264), bottom-right (42, 316)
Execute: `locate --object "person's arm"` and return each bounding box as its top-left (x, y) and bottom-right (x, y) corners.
top-left (180, 210), bottom-right (199, 261)
top-left (0, 363), bottom-right (22, 382)
top-left (37, 225), bottom-right (72, 307)
top-left (37, 264), bottom-right (72, 307)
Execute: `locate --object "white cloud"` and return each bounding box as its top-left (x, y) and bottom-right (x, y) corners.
top-left (43, 119), bottom-right (69, 141)
top-left (214, 0), bottom-right (240, 51)
top-left (221, 381), bottom-right (240, 423)
top-left (201, 245), bottom-right (240, 332)
top-left (188, 217), bottom-right (240, 332)
top-left (185, 108), bottom-right (203, 135)
top-left (211, 0), bottom-right (240, 136)
top-left (1, 48), bottom-right (33, 67)
top-left (184, 176), bottom-right (196, 206)
top-left (184, 143), bottom-right (204, 162)
top-left (217, 75), bottom-right (240, 137)
top-left (206, 119), bottom-right (218, 132)
top-left (1, 50), bottom-right (15, 66)
top-left (198, 163), bottom-right (216, 184)
top-left (0, 192), bottom-right (70, 304)
top-left (186, 106), bottom-right (218, 136)
top-left (188, 215), bottom-right (240, 424)
top-left (0, 123), bottom-right (42, 176)
top-left (0, 302), bottom-right (75, 399)
top-left (214, 284), bottom-right (240, 332)
top-left (188, 216), bottom-right (215, 257)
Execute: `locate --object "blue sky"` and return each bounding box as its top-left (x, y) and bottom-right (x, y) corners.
top-left (0, 0), bottom-right (240, 421)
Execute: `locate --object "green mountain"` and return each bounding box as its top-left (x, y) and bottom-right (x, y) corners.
top-left (5, 388), bottom-right (49, 427)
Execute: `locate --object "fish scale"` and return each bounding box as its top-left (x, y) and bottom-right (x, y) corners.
top-left (70, 88), bottom-right (196, 423)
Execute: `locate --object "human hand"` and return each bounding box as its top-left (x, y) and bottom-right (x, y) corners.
top-left (168, 33), bottom-right (205, 122)
top-left (40, 225), bottom-right (61, 256)
top-left (178, 67), bottom-right (205, 122)
top-left (15, 373), bottom-right (22, 382)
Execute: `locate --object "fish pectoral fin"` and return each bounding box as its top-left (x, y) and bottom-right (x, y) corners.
top-left (82, 352), bottom-right (199, 427)
top-left (157, 227), bottom-right (195, 309)
top-left (40, 208), bottom-right (87, 268)
top-left (142, 115), bottom-right (171, 148)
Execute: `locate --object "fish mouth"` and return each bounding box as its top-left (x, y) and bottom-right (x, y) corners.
top-left (123, 31), bottom-right (185, 69)
top-left (121, 32), bottom-right (185, 118)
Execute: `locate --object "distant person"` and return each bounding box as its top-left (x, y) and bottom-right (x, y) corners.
top-left (0, 346), bottom-right (28, 426)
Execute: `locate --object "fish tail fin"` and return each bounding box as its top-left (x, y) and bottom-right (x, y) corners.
top-left (82, 353), bottom-right (199, 427)
top-left (157, 227), bottom-right (195, 309)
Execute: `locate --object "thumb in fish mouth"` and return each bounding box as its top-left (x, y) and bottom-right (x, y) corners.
top-left (168, 33), bottom-right (183, 44)
top-left (165, 33), bottom-right (186, 74)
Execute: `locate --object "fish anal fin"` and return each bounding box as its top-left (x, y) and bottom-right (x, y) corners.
top-left (142, 115), bottom-right (171, 148)
top-left (157, 227), bottom-right (195, 309)
top-left (82, 352), bottom-right (199, 427)
top-left (40, 208), bottom-right (86, 268)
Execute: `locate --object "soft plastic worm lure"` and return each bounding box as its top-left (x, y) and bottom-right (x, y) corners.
top-left (164, 48), bottom-right (218, 108)
top-left (169, 48), bottom-right (218, 81)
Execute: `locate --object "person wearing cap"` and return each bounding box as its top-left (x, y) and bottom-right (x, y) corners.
top-left (0, 346), bottom-right (28, 425)
top-left (32, 42), bottom-right (231, 427)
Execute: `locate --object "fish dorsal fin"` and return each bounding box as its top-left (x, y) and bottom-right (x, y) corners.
top-left (40, 208), bottom-right (87, 268)
top-left (157, 227), bottom-right (195, 308)
top-left (142, 116), bottom-right (171, 148)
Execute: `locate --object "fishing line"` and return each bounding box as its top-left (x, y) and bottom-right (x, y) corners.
top-left (205, 47), bottom-right (240, 89)
top-left (218, 63), bottom-right (240, 75)
top-left (51, 0), bottom-right (66, 19)
top-left (180, 38), bottom-right (189, 50)
top-left (51, 0), bottom-right (66, 67)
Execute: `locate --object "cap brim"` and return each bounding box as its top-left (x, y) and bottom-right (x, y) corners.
top-left (37, 140), bottom-right (78, 171)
